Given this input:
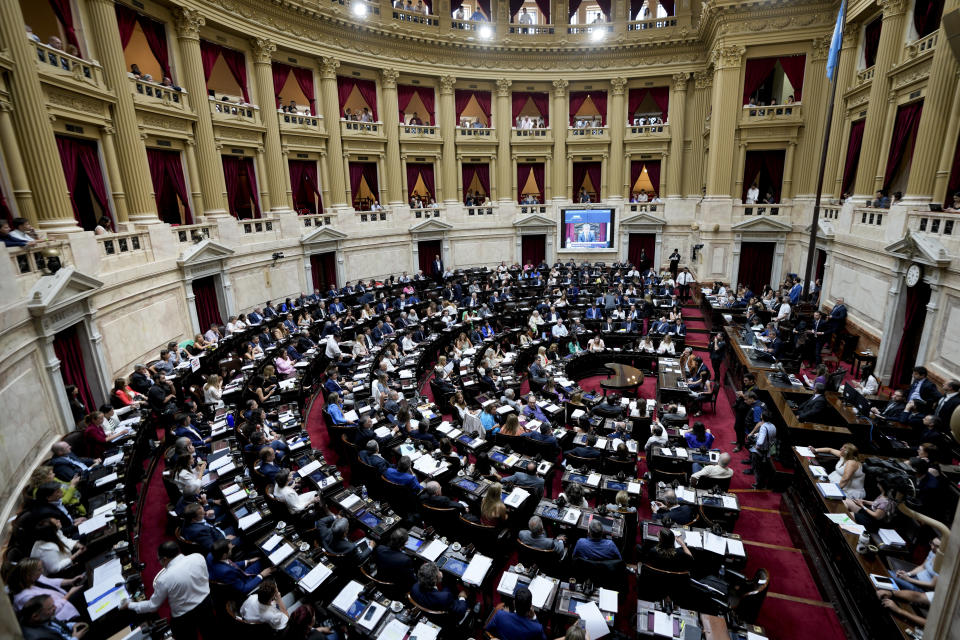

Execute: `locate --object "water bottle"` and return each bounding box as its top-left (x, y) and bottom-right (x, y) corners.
top-left (226, 414), bottom-right (235, 428)
top-left (718, 564), bottom-right (725, 578)
top-left (360, 485), bottom-right (368, 501)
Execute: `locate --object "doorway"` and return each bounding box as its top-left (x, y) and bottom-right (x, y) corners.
top-left (310, 252), bottom-right (338, 292)
top-left (418, 240), bottom-right (442, 276)
top-left (890, 281), bottom-right (931, 387)
top-left (521, 234), bottom-right (546, 266)
top-left (192, 276), bottom-right (223, 331)
top-left (628, 233), bottom-right (655, 272)
top-left (53, 324), bottom-right (96, 423)
top-left (738, 242), bottom-right (775, 292)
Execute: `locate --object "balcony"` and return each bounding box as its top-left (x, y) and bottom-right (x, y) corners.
top-left (209, 98), bottom-right (261, 126)
top-left (512, 127), bottom-right (551, 142)
top-left (740, 103), bottom-right (802, 125)
top-left (356, 208), bottom-right (390, 223)
top-left (300, 214), bottom-right (334, 229)
top-left (452, 18), bottom-right (494, 35)
top-left (819, 204), bottom-right (841, 221)
top-left (568, 125), bottom-right (609, 140)
top-left (130, 76), bottom-right (189, 112)
top-left (567, 24), bottom-right (613, 36)
top-left (392, 7), bottom-right (438, 26)
top-left (465, 204), bottom-right (496, 216)
top-left (518, 204), bottom-right (548, 215)
top-left (507, 24), bottom-right (556, 35)
top-left (625, 122), bottom-right (669, 140)
top-left (735, 203), bottom-right (790, 217)
top-left (98, 231), bottom-right (153, 272)
top-left (457, 126), bottom-right (496, 141)
top-left (278, 111), bottom-right (325, 135)
top-left (239, 217), bottom-right (281, 243)
top-left (31, 40), bottom-right (106, 91)
top-left (411, 206), bottom-right (442, 220)
top-left (906, 31), bottom-right (938, 59)
top-left (855, 66), bottom-right (875, 87)
top-left (173, 223), bottom-right (217, 244)
top-left (852, 206), bottom-right (885, 227)
top-left (9, 240), bottom-right (73, 297)
top-left (399, 123), bottom-right (440, 139)
top-left (626, 202), bottom-right (664, 215)
top-left (911, 210), bottom-right (955, 237)
top-left (340, 119), bottom-right (384, 139)
top-left (627, 17), bottom-right (678, 30)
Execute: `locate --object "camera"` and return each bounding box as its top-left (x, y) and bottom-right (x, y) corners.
top-left (272, 251), bottom-right (284, 260)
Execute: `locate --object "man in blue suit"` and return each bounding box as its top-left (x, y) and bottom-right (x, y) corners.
top-left (577, 225), bottom-right (597, 242)
top-left (358, 440), bottom-right (390, 474)
top-left (652, 489), bottom-right (696, 525)
top-left (788, 278), bottom-right (803, 305)
top-left (829, 297), bottom-right (847, 331)
top-left (567, 433), bottom-right (602, 459)
top-left (255, 447), bottom-right (282, 484)
top-left (384, 456), bottom-right (422, 493)
top-left (207, 539), bottom-right (270, 596)
top-left (411, 562), bottom-right (468, 618)
top-left (181, 503), bottom-right (234, 552)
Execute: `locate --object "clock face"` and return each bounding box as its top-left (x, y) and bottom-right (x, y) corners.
top-left (906, 264), bottom-right (922, 287)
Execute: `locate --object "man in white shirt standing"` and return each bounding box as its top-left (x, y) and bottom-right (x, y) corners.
top-left (676, 267), bottom-right (695, 303)
top-left (241, 579), bottom-right (290, 630)
top-left (746, 183), bottom-right (760, 204)
top-left (123, 542), bottom-right (214, 639)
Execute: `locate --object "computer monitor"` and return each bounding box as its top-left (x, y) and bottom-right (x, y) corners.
top-left (455, 478), bottom-right (479, 492)
top-left (283, 558), bottom-right (311, 580)
top-left (441, 557), bottom-right (468, 576)
top-left (357, 510), bottom-right (381, 528)
top-left (842, 384), bottom-right (863, 407)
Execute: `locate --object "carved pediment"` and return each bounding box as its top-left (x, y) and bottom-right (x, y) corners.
top-left (804, 218), bottom-right (835, 240)
top-left (26, 267), bottom-right (103, 317)
top-left (621, 212), bottom-right (667, 227)
top-left (301, 226), bottom-right (348, 245)
top-left (885, 230), bottom-right (951, 267)
top-left (513, 214), bottom-right (555, 228)
top-left (177, 239), bottom-right (235, 266)
top-left (731, 217), bottom-right (793, 233)
top-left (409, 219), bottom-right (453, 234)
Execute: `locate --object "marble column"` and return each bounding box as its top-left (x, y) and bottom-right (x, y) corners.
top-left (380, 69), bottom-right (404, 205)
top-left (183, 140), bottom-right (205, 217)
top-left (552, 79), bottom-right (569, 201)
top-left (0, 0), bottom-right (75, 230)
top-left (705, 44), bottom-right (745, 197)
top-left (854, 0), bottom-right (908, 196)
top-left (87, 0), bottom-right (158, 223)
top-left (318, 58), bottom-right (347, 207)
top-left (175, 8), bottom-right (229, 216)
top-left (439, 76), bottom-right (458, 203)
top-left (0, 102), bottom-right (38, 224)
top-left (495, 78), bottom-right (513, 203)
top-left (254, 149), bottom-right (272, 213)
top-left (687, 71), bottom-right (712, 198)
top-left (667, 72), bottom-right (689, 198)
top-left (905, 0), bottom-right (960, 200)
top-left (100, 126), bottom-right (129, 223)
top-left (782, 141), bottom-right (797, 200)
top-left (913, 278), bottom-right (940, 370)
top-left (825, 32), bottom-right (859, 198)
top-left (250, 38), bottom-right (293, 213)
top-left (794, 38), bottom-right (830, 197)
top-left (608, 77), bottom-right (627, 200)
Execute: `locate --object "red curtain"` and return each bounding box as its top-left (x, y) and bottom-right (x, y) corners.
top-left (630, 0), bottom-right (644, 19)
top-left (778, 55), bottom-right (806, 101)
top-left (222, 156), bottom-right (261, 219)
top-left (742, 57), bottom-right (779, 105)
top-left (517, 163), bottom-right (544, 202)
top-left (115, 4), bottom-right (138, 49)
top-left (289, 159), bottom-right (322, 213)
top-left (628, 234), bottom-right (655, 268)
top-left (219, 47), bottom-right (250, 103)
top-left (407, 163), bottom-right (435, 199)
top-left (531, 93), bottom-right (550, 126)
top-left (417, 240), bottom-right (441, 275)
top-left (945, 131), bottom-right (960, 206)
top-left (56, 135), bottom-right (112, 230)
top-left (349, 163), bottom-right (365, 203)
top-left (865, 19), bottom-right (882, 68)
top-left (53, 325), bottom-right (95, 416)
top-left (627, 88), bottom-right (669, 121)
top-left (889, 284), bottom-right (928, 387)
top-left (765, 151), bottom-right (785, 202)
top-left (192, 276), bottom-right (223, 329)
top-left (884, 101), bottom-right (924, 190)
top-left (596, 0), bottom-right (611, 18)
top-left (533, 164), bottom-right (545, 201)
top-left (591, 92), bottom-right (608, 126)
top-left (455, 90), bottom-right (491, 121)
top-left (645, 160), bottom-right (661, 196)
top-left (363, 163), bottom-right (380, 202)
top-left (588, 162), bottom-right (602, 198)
top-left (510, 0), bottom-right (525, 21)
top-left (841, 120), bottom-right (865, 196)
top-left (398, 85), bottom-right (417, 119)
top-left (200, 40), bottom-right (220, 81)
top-left (419, 89), bottom-right (436, 125)
top-left (477, 0), bottom-right (491, 19)
top-left (914, 0), bottom-right (945, 37)
top-left (146, 148), bottom-right (192, 225)
top-left (572, 163), bottom-right (588, 200)
top-left (630, 160), bottom-right (643, 192)
top-left (356, 79), bottom-right (379, 120)
top-left (137, 15), bottom-right (171, 80)
top-left (396, 85), bottom-right (435, 124)
top-left (659, 0), bottom-right (675, 15)
top-left (337, 77), bottom-right (355, 117)
top-left (738, 242), bottom-right (774, 293)
top-left (512, 93), bottom-right (529, 124)
top-left (568, 91), bottom-right (589, 126)
top-left (291, 67), bottom-right (316, 115)
top-left (272, 64), bottom-right (291, 108)
top-left (311, 252), bottom-right (338, 291)
top-left (534, 0), bottom-right (550, 23)
top-left (48, 0), bottom-right (80, 53)
top-left (743, 151), bottom-right (763, 200)
top-left (522, 235), bottom-right (546, 265)
top-left (569, 0), bottom-right (583, 20)
top-left (742, 150), bottom-right (785, 201)
top-left (462, 163), bottom-right (490, 200)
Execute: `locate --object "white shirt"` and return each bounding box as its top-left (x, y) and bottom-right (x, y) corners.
top-left (552, 324), bottom-right (569, 338)
top-left (746, 187), bottom-right (759, 204)
top-left (775, 302), bottom-right (791, 322)
top-left (657, 341), bottom-right (676, 355)
top-left (274, 484), bottom-right (316, 513)
top-left (402, 336), bottom-right (416, 352)
top-left (204, 385), bottom-right (223, 408)
top-left (691, 464), bottom-right (733, 480)
top-left (677, 272), bottom-right (694, 285)
top-left (31, 533), bottom-right (77, 573)
top-left (241, 593), bottom-right (288, 629)
top-left (129, 553), bottom-right (210, 617)
top-left (325, 336), bottom-right (342, 359)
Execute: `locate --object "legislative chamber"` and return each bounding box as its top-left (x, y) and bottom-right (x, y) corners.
top-left (2, 0), bottom-right (960, 639)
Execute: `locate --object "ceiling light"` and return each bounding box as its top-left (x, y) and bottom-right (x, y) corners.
top-left (352, 2), bottom-right (368, 18)
top-left (479, 25), bottom-right (492, 39)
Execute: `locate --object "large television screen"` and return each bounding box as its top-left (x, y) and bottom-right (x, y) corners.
top-left (560, 208), bottom-right (615, 250)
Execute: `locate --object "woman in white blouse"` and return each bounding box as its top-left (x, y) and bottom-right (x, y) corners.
top-left (657, 334), bottom-right (676, 355)
top-left (637, 336), bottom-right (656, 353)
top-left (30, 519), bottom-right (83, 574)
top-left (528, 310), bottom-right (544, 334)
top-left (853, 364), bottom-right (880, 396)
top-left (203, 374), bottom-right (224, 408)
top-left (587, 336), bottom-right (605, 352)
top-left (352, 338), bottom-right (369, 358)
top-left (536, 346), bottom-right (549, 367)
top-left (273, 469), bottom-right (320, 514)
top-left (171, 453), bottom-right (205, 495)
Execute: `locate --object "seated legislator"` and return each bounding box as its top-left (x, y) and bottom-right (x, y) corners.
top-left (567, 433), bottom-right (601, 459)
top-left (502, 461), bottom-right (545, 493)
top-left (411, 562), bottom-right (468, 617)
top-left (796, 383), bottom-right (830, 423)
top-left (644, 528), bottom-right (693, 572)
top-left (358, 440), bottom-right (390, 474)
top-left (207, 539), bottom-right (271, 595)
top-left (421, 481), bottom-right (467, 511)
top-left (484, 587), bottom-right (548, 640)
top-left (572, 519), bottom-right (622, 561)
top-left (652, 489), bottom-right (696, 525)
top-left (315, 514), bottom-right (374, 562)
top-left (518, 516), bottom-right (565, 554)
top-left (384, 456), bottom-right (423, 494)
top-left (373, 528), bottom-right (417, 588)
top-left (240, 579), bottom-right (289, 631)
top-left (691, 452), bottom-right (733, 484)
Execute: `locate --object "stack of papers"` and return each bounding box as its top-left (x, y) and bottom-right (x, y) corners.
top-left (576, 601), bottom-right (610, 639)
top-left (817, 482), bottom-right (846, 499)
top-left (653, 610), bottom-right (673, 637)
top-left (563, 507), bottom-right (582, 524)
top-left (586, 473), bottom-right (602, 487)
top-left (462, 553), bottom-right (493, 586)
top-left (419, 539), bottom-right (448, 561)
top-left (378, 620), bottom-right (410, 640)
top-left (528, 575), bottom-right (555, 608)
top-left (238, 512), bottom-right (262, 530)
top-left (598, 588), bottom-right (618, 612)
top-left (297, 460), bottom-right (323, 477)
top-left (268, 542), bottom-right (294, 565)
top-left (409, 621), bottom-right (440, 640)
top-left (825, 512), bottom-right (865, 535)
top-left (78, 512), bottom-right (113, 536)
top-left (505, 487), bottom-right (531, 507)
top-left (878, 528), bottom-right (906, 547)
top-left (358, 602), bottom-right (386, 630)
top-left (340, 493), bottom-right (363, 510)
top-left (678, 487), bottom-right (697, 504)
top-left (331, 581), bottom-right (365, 612)
top-left (497, 571), bottom-right (519, 593)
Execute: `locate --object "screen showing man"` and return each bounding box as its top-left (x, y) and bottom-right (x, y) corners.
top-left (561, 209), bottom-right (615, 249)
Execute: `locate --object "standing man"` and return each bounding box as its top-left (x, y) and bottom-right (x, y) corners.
top-left (676, 267), bottom-right (695, 303)
top-left (122, 541), bottom-right (215, 640)
top-left (432, 254), bottom-right (444, 283)
top-left (829, 297), bottom-right (847, 332)
top-left (668, 248), bottom-right (681, 279)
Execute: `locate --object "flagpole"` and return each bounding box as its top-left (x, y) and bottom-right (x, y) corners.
top-left (803, 1), bottom-right (847, 299)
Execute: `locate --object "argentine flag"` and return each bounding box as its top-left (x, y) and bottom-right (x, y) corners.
top-left (826, 1), bottom-right (846, 81)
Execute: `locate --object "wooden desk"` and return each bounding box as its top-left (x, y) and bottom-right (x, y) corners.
top-left (786, 448), bottom-right (914, 640)
top-left (600, 362), bottom-right (644, 397)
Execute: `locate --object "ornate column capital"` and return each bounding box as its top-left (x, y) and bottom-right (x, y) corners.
top-left (693, 69), bottom-right (713, 89)
top-left (251, 38), bottom-right (276, 65)
top-left (552, 78), bottom-right (569, 97)
top-left (842, 30), bottom-right (858, 49)
top-left (174, 7), bottom-right (205, 39)
top-left (496, 78), bottom-right (513, 97)
top-left (711, 44), bottom-right (746, 70)
top-left (671, 72), bottom-right (690, 92)
top-left (380, 69), bottom-right (400, 89)
top-left (440, 75), bottom-right (457, 95)
top-left (879, 0), bottom-right (907, 18)
top-left (810, 36), bottom-right (831, 61)
top-left (319, 57), bottom-right (341, 79)
top-left (610, 77), bottom-right (628, 96)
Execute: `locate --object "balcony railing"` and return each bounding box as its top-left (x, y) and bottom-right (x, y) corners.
top-left (819, 204), bottom-right (841, 220)
top-left (910, 210), bottom-right (954, 237)
top-left (357, 208), bottom-right (390, 222)
top-left (399, 123), bottom-right (439, 137)
top-left (209, 98), bottom-right (260, 124)
top-left (855, 66), bottom-right (875, 86)
top-left (411, 206), bottom-right (441, 219)
top-left (98, 232), bottom-right (151, 270)
top-left (627, 17), bottom-right (678, 30)
top-left (512, 127), bottom-right (550, 139)
top-left (31, 40), bottom-right (105, 90)
top-left (10, 241), bottom-right (70, 275)
top-left (737, 203), bottom-right (787, 216)
top-left (240, 218), bottom-right (277, 235)
top-left (393, 7), bottom-right (438, 25)
top-left (568, 125), bottom-right (608, 137)
top-left (741, 103), bottom-right (801, 122)
top-left (853, 206), bottom-right (885, 227)
top-left (465, 204), bottom-right (496, 216)
top-left (519, 204), bottom-right (548, 214)
top-left (567, 24), bottom-right (613, 36)
top-left (341, 120), bottom-right (383, 136)
top-left (626, 123), bottom-right (668, 137)
top-left (279, 111), bottom-right (324, 133)
top-left (907, 31), bottom-right (938, 58)
top-left (131, 76), bottom-right (188, 110)
top-left (626, 203), bottom-right (663, 214)
top-left (507, 24), bottom-right (555, 35)
top-left (457, 126), bottom-right (495, 138)
top-left (300, 214), bottom-right (333, 228)
top-left (347, 0), bottom-right (380, 16)
top-left (173, 223), bottom-right (216, 244)
top-left (452, 18), bottom-right (493, 33)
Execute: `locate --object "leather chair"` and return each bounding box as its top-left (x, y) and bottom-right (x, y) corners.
top-left (224, 599), bottom-right (275, 639)
top-left (693, 474), bottom-right (732, 492)
top-left (263, 484), bottom-right (293, 522)
top-left (650, 468), bottom-right (688, 487)
top-left (360, 562), bottom-right (405, 601)
top-left (457, 513), bottom-right (511, 557)
top-left (571, 556), bottom-right (625, 589)
top-left (729, 568), bottom-right (770, 622)
top-left (340, 433), bottom-right (360, 463)
top-left (564, 452), bottom-right (601, 472)
top-left (602, 456), bottom-right (637, 476)
top-left (173, 526), bottom-right (206, 557)
top-left (421, 502), bottom-right (459, 536)
top-left (638, 563), bottom-right (691, 603)
top-left (517, 539), bottom-right (566, 576)
top-left (380, 475), bottom-right (420, 521)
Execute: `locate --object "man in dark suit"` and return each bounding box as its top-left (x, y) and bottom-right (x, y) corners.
top-left (411, 562), bottom-right (468, 617)
top-left (255, 448), bottom-right (282, 484)
top-left (19, 595), bottom-right (86, 640)
top-left (316, 514), bottom-right (373, 561)
top-left (207, 539), bottom-right (270, 596)
top-left (485, 587), bottom-right (548, 640)
top-left (829, 297), bottom-right (847, 331)
top-left (809, 311), bottom-right (831, 364)
top-left (49, 441), bottom-right (99, 482)
top-left (525, 423), bottom-right (558, 446)
top-left (796, 383), bottom-right (830, 423)
top-left (432, 255), bottom-right (444, 282)
top-left (181, 503), bottom-right (233, 552)
top-left (502, 461), bottom-right (546, 493)
top-left (528, 362), bottom-right (548, 387)
top-left (935, 380), bottom-right (960, 425)
top-left (567, 433), bottom-right (601, 460)
top-left (421, 481), bottom-right (466, 511)
top-left (372, 528), bottom-right (417, 588)
top-left (871, 389), bottom-right (907, 421)
top-left (358, 440), bottom-right (390, 474)
top-left (907, 366), bottom-right (943, 411)
top-left (652, 490), bottom-right (696, 525)
top-left (18, 483), bottom-right (79, 537)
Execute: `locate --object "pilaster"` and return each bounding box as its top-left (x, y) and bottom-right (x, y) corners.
top-left (319, 58), bottom-right (347, 207)
top-left (826, 31), bottom-right (859, 198)
top-left (667, 72), bottom-right (689, 198)
top-left (381, 69), bottom-right (404, 205)
top-left (0, 103), bottom-right (38, 224)
top-left (251, 38), bottom-right (294, 213)
top-left (795, 38), bottom-right (830, 197)
top-left (439, 76), bottom-right (458, 203)
top-left (705, 44), bottom-right (744, 197)
top-left (552, 79), bottom-right (569, 201)
top-left (608, 77), bottom-right (627, 200)
top-left (496, 78), bottom-right (513, 203)
top-left (100, 126), bottom-right (129, 223)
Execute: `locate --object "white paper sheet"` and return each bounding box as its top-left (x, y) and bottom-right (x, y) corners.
top-left (103, 453), bottom-right (124, 467)
top-left (679, 487), bottom-right (697, 504)
top-left (90, 558), bottom-right (123, 593)
top-left (95, 472), bottom-right (118, 487)
top-left (462, 553), bottom-right (493, 586)
top-left (684, 530), bottom-right (703, 549)
top-left (795, 446), bottom-right (817, 457)
top-left (93, 501), bottom-right (117, 517)
top-left (331, 580), bottom-right (365, 612)
top-left (378, 619), bottom-right (410, 640)
top-left (653, 610), bottom-right (673, 637)
top-left (703, 531), bottom-right (727, 555)
top-left (238, 512), bottom-right (262, 530)
top-left (576, 601), bottom-right (610, 639)
top-left (598, 588), bottom-right (618, 612)
top-left (85, 583), bottom-right (128, 621)
top-left (505, 487), bottom-right (530, 507)
top-left (726, 538), bottom-right (746, 557)
top-left (343, 410), bottom-right (359, 422)
top-left (225, 489), bottom-right (247, 505)
top-left (722, 496), bottom-right (738, 510)
top-left (78, 512), bottom-right (113, 535)
top-left (563, 507), bottom-right (582, 524)
top-left (298, 563), bottom-right (332, 592)
top-left (261, 533), bottom-right (284, 552)
top-left (374, 426), bottom-right (393, 438)
top-left (268, 543), bottom-right (294, 565)
top-left (340, 493), bottom-right (362, 510)
top-left (528, 575), bottom-right (555, 608)
top-left (628, 481), bottom-right (643, 494)
top-left (587, 473), bottom-right (602, 487)
top-left (419, 539), bottom-right (448, 561)
top-left (817, 482), bottom-right (845, 499)
top-left (298, 460), bottom-right (323, 477)
top-left (408, 620), bottom-right (440, 640)
top-left (497, 571), bottom-right (519, 593)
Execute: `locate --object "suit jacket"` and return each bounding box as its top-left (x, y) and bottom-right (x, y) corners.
top-left (878, 400), bottom-right (907, 419)
top-left (796, 394), bottom-right (829, 423)
top-left (383, 467), bottom-right (421, 493)
top-left (411, 583), bottom-right (466, 616)
top-left (181, 520), bottom-right (225, 551)
top-left (50, 453), bottom-right (94, 482)
top-left (911, 378), bottom-right (943, 407)
top-left (358, 450), bottom-right (389, 474)
top-left (208, 558), bottom-right (263, 594)
top-left (22, 620), bottom-right (76, 640)
top-left (373, 546), bottom-right (416, 587)
top-left (654, 504), bottom-right (696, 525)
top-left (502, 470), bottom-right (545, 491)
top-left (567, 446), bottom-right (601, 460)
top-left (518, 529), bottom-right (562, 553)
top-left (421, 494), bottom-right (465, 511)
top-left (936, 394), bottom-right (960, 425)
top-left (316, 515), bottom-right (370, 560)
